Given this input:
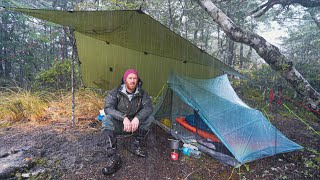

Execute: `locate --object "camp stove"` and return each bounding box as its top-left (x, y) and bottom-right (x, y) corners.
top-left (169, 139), bottom-right (180, 161)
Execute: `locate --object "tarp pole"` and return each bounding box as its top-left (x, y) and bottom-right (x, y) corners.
top-left (71, 57), bottom-right (75, 127)
top-left (71, 37), bottom-right (75, 128)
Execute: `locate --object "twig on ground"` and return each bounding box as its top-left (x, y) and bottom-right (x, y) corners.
top-left (184, 167), bottom-right (212, 180)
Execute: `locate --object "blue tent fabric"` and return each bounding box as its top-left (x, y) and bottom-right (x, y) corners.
top-left (157, 73), bottom-right (302, 165)
top-left (185, 114), bottom-right (212, 133)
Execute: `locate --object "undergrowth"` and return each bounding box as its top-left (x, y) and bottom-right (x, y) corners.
top-left (0, 88), bottom-right (104, 123)
top-left (48, 88), bottom-right (104, 120)
top-left (0, 88), bottom-right (50, 121)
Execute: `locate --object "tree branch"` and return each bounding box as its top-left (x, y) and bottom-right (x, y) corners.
top-left (309, 10), bottom-right (320, 29)
top-left (250, 0), bottom-right (320, 18)
top-left (197, 0), bottom-right (320, 119)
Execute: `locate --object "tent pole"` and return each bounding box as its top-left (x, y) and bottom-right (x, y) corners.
top-left (71, 42), bottom-right (75, 128)
top-left (170, 89), bottom-right (173, 135)
top-left (194, 109), bottom-right (199, 139)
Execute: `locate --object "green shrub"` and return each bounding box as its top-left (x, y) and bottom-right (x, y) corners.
top-left (34, 59), bottom-right (80, 90)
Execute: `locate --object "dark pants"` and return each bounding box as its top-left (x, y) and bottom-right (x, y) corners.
top-left (102, 114), bottom-right (154, 134)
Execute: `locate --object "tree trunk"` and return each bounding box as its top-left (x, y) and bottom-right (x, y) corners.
top-left (197, 0), bottom-right (320, 119)
top-left (61, 30), bottom-right (65, 61)
top-left (168, 0), bottom-right (173, 30)
top-left (0, 20), bottom-right (4, 78)
top-left (19, 62), bottom-right (23, 86)
top-left (0, 47), bottom-right (4, 78)
top-left (217, 25), bottom-right (221, 55)
top-left (240, 43), bottom-right (244, 68)
top-left (4, 55), bottom-right (11, 79)
top-left (50, 26), bottom-right (55, 61)
top-left (205, 28), bottom-right (209, 51)
top-left (63, 26), bottom-right (68, 59)
top-left (227, 38), bottom-right (234, 66)
top-left (246, 47), bottom-right (252, 60)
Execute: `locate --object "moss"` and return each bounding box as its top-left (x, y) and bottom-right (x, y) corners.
top-left (279, 111), bottom-right (291, 118)
top-left (34, 157), bottom-right (47, 167)
top-left (0, 121), bottom-right (12, 128)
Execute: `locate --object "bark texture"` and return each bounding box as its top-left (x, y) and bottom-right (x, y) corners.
top-left (197, 0), bottom-right (320, 119)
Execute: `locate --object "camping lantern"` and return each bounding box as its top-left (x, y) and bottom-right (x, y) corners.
top-left (169, 139), bottom-right (180, 161)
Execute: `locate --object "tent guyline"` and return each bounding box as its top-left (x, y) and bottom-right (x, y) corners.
top-left (282, 103), bottom-right (320, 136)
top-left (268, 88), bottom-right (320, 135)
top-left (0, 24), bottom-right (71, 63)
top-left (0, 41), bottom-right (38, 62)
top-left (261, 103), bottom-right (320, 177)
top-left (282, 95), bottom-right (320, 116)
top-left (229, 80), bottom-right (320, 143)
top-left (262, 103), bottom-right (319, 151)
top-left (253, 85), bottom-right (320, 137)
top-left (270, 87), bottom-right (320, 116)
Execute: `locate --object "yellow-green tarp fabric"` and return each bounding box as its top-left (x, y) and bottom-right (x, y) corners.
top-left (7, 7), bottom-right (241, 95)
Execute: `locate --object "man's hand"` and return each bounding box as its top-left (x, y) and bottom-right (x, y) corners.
top-left (123, 117), bottom-right (131, 132)
top-left (131, 117), bottom-right (139, 132)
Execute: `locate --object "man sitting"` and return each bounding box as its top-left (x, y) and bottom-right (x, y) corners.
top-left (101, 68), bottom-right (154, 175)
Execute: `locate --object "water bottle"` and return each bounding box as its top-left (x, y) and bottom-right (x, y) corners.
top-left (183, 143), bottom-right (198, 151)
top-left (180, 147), bottom-right (201, 159)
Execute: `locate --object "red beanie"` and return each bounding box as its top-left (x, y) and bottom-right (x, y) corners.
top-left (123, 69), bottom-right (139, 82)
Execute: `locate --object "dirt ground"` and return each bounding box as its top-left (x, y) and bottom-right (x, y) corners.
top-left (0, 113), bottom-right (319, 180)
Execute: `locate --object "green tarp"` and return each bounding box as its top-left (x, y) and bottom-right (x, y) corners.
top-left (6, 7), bottom-right (242, 94)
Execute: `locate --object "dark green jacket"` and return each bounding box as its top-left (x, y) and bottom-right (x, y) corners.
top-left (104, 83), bottom-right (153, 121)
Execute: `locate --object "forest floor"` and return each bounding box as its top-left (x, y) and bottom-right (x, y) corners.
top-left (0, 112), bottom-right (319, 180)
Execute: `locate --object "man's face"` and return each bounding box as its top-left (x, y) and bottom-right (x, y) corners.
top-left (125, 73), bottom-right (138, 91)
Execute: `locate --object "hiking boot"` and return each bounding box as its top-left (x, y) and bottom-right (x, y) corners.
top-left (102, 154), bottom-right (122, 175)
top-left (102, 130), bottom-right (117, 155)
top-left (128, 129), bottom-right (148, 157)
top-left (101, 130), bottom-right (122, 175)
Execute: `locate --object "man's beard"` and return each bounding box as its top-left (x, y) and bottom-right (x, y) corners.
top-left (126, 83), bottom-right (137, 91)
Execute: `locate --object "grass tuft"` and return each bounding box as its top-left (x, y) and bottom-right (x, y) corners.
top-left (48, 89), bottom-right (104, 120)
top-left (0, 88), bottom-right (104, 123)
top-left (0, 88), bottom-right (49, 122)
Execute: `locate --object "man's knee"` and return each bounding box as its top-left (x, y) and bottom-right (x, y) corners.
top-left (139, 115), bottom-right (155, 131)
top-left (102, 114), bottom-right (115, 131)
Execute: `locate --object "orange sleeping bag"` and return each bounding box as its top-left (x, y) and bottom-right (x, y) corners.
top-left (176, 117), bottom-right (220, 142)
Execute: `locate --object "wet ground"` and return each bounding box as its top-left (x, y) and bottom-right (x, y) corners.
top-left (0, 114), bottom-right (319, 179)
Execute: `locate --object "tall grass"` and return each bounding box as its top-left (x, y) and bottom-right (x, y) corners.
top-left (0, 88), bottom-right (50, 121)
top-left (0, 88), bottom-right (105, 123)
top-left (48, 89), bottom-right (104, 120)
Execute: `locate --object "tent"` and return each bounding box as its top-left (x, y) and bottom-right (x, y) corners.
top-left (4, 7), bottom-right (244, 95)
top-left (153, 73), bottom-right (303, 167)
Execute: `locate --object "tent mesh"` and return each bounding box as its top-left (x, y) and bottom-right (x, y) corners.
top-left (153, 73), bottom-right (302, 167)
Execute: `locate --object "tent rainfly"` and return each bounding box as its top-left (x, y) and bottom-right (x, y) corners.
top-left (4, 7), bottom-right (244, 95)
top-left (153, 73), bottom-right (303, 167)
